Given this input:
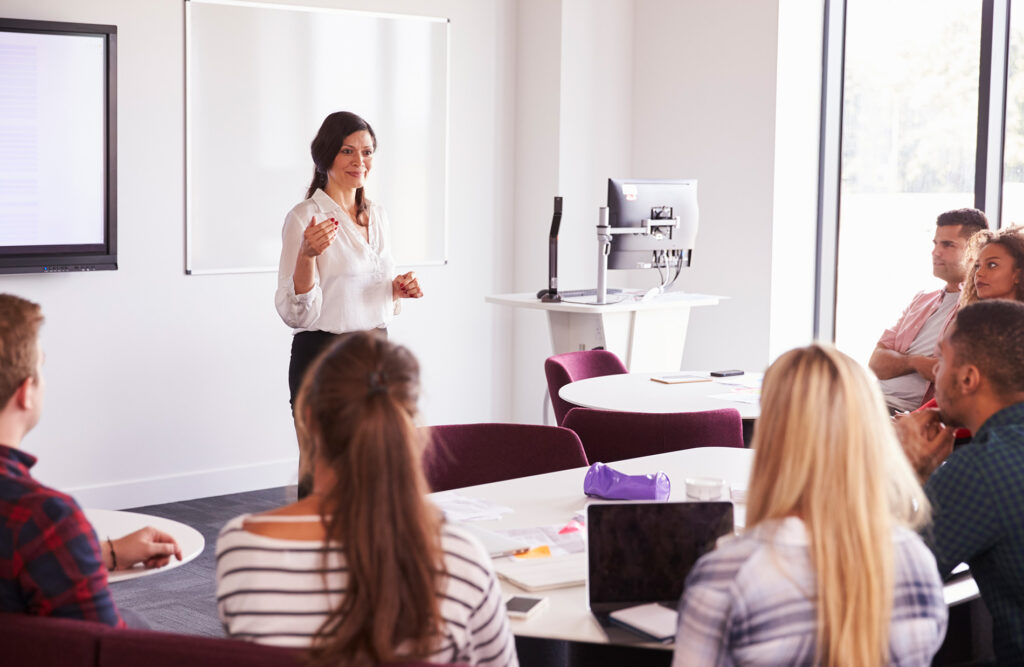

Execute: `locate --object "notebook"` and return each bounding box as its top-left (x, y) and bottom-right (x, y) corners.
top-left (608, 602), bottom-right (679, 642)
top-left (492, 552), bottom-right (587, 592)
top-left (586, 501), bottom-right (734, 636)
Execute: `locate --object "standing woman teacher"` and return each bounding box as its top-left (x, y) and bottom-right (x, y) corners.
top-left (276, 112), bottom-right (422, 492)
top-left (276, 111), bottom-right (423, 408)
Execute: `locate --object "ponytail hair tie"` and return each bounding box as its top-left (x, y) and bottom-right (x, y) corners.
top-left (368, 370), bottom-right (387, 396)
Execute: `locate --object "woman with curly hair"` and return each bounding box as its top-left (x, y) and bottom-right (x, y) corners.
top-left (959, 225), bottom-right (1024, 306)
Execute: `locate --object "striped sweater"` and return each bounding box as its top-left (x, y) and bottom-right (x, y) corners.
top-left (215, 515), bottom-right (517, 666)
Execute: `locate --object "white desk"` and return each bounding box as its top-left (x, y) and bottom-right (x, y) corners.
top-left (436, 447), bottom-right (751, 647)
top-left (559, 372), bottom-right (762, 420)
top-left (84, 509), bottom-right (205, 583)
top-left (485, 292), bottom-right (722, 372)
top-left (433, 446), bottom-right (978, 648)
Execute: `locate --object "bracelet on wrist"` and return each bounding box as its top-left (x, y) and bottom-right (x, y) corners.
top-left (107, 536), bottom-right (118, 571)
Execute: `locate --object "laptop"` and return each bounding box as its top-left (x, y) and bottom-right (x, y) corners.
top-left (586, 501), bottom-right (734, 640)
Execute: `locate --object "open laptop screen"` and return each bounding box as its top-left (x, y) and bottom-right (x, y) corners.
top-left (587, 501), bottom-right (734, 613)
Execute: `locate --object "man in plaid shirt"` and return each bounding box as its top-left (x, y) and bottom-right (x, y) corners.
top-left (0, 294), bottom-right (181, 625)
top-left (897, 299), bottom-right (1024, 663)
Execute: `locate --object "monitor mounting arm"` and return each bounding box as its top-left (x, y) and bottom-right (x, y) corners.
top-left (596, 207), bottom-right (681, 305)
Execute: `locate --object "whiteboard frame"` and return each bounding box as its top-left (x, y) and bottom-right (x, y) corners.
top-left (184, 0), bottom-right (450, 275)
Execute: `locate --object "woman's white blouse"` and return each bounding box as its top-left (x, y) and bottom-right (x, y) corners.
top-left (275, 189), bottom-right (397, 334)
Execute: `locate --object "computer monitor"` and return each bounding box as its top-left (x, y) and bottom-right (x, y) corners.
top-left (606, 178), bottom-right (698, 271)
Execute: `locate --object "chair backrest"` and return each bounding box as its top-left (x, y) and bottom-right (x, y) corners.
top-left (562, 407), bottom-right (744, 464)
top-left (98, 629), bottom-right (303, 667)
top-left (0, 612), bottom-right (109, 667)
top-left (422, 423), bottom-right (589, 492)
top-left (544, 350), bottom-right (628, 425)
top-left (0, 612), bottom-right (468, 667)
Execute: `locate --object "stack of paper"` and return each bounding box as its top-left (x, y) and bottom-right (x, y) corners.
top-left (431, 491), bottom-right (514, 522)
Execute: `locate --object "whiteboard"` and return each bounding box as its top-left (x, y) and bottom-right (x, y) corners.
top-left (185, 0), bottom-right (449, 274)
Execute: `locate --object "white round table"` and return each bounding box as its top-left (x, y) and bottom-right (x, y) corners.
top-left (84, 509), bottom-right (205, 583)
top-left (559, 371), bottom-right (762, 419)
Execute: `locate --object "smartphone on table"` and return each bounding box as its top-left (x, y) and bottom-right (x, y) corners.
top-left (505, 595), bottom-right (548, 620)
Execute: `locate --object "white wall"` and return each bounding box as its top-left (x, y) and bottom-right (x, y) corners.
top-left (510, 0), bottom-right (821, 422)
top-left (5, 0), bottom-right (518, 508)
top-left (509, 0), bottom-right (637, 423)
top-left (511, 0), bottom-right (564, 426)
top-left (631, 0), bottom-right (781, 373)
top-left (769, 0), bottom-right (824, 359)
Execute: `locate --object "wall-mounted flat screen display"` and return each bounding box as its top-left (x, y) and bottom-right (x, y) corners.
top-left (0, 18), bottom-right (116, 273)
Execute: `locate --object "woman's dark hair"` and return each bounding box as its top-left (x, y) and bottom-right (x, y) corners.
top-left (960, 225), bottom-right (1024, 306)
top-left (305, 111), bottom-right (377, 226)
top-left (295, 331), bottom-right (445, 665)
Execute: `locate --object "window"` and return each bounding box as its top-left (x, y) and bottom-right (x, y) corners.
top-left (833, 1), bottom-right (982, 364)
top-left (1003, 4), bottom-right (1024, 225)
top-left (819, 0), bottom-right (1016, 367)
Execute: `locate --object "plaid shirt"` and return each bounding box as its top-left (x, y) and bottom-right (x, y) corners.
top-left (0, 444), bottom-right (122, 626)
top-left (925, 401), bottom-right (1024, 663)
top-left (672, 517), bottom-right (947, 666)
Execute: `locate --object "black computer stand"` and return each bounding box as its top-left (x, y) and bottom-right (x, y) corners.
top-left (537, 196), bottom-right (562, 302)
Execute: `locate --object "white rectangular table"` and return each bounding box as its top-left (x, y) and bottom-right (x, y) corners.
top-left (431, 446), bottom-right (979, 649)
top-left (434, 447), bottom-right (751, 648)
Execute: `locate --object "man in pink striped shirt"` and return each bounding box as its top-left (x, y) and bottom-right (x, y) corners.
top-left (869, 209), bottom-right (989, 413)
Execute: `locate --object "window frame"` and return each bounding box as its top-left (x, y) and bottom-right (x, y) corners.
top-left (815, 0), bottom-right (1012, 340)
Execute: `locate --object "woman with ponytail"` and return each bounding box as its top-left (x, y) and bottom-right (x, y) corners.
top-left (672, 344), bottom-right (947, 666)
top-left (216, 332), bottom-right (517, 666)
top-left (275, 111), bottom-right (423, 411)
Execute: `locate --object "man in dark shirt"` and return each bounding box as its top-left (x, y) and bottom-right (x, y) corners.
top-left (896, 299), bottom-right (1024, 662)
top-left (0, 294), bottom-right (181, 625)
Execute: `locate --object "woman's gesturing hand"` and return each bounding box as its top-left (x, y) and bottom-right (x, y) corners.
top-left (392, 271), bottom-right (423, 299)
top-left (299, 216), bottom-right (338, 257)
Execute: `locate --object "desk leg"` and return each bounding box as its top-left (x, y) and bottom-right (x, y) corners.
top-left (622, 307), bottom-right (692, 373)
top-left (546, 307), bottom-right (695, 372)
top-left (547, 311), bottom-right (607, 355)
top-left (515, 637), bottom-right (671, 667)
top-left (934, 596), bottom-right (993, 664)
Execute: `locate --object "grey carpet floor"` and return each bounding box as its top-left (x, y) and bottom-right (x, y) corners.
top-left (108, 485), bottom-right (297, 637)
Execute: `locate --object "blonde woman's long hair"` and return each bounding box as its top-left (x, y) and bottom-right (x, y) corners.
top-left (746, 344), bottom-right (930, 667)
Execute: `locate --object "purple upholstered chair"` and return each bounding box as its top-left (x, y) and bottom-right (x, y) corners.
top-left (544, 350), bottom-right (628, 425)
top-left (98, 625), bottom-right (465, 667)
top-left (422, 423), bottom-right (589, 492)
top-left (0, 613), bottom-right (111, 667)
top-left (562, 407), bottom-right (744, 464)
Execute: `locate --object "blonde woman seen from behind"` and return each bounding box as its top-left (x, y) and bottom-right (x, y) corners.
top-left (672, 344), bottom-right (947, 666)
top-left (216, 332), bottom-right (517, 667)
